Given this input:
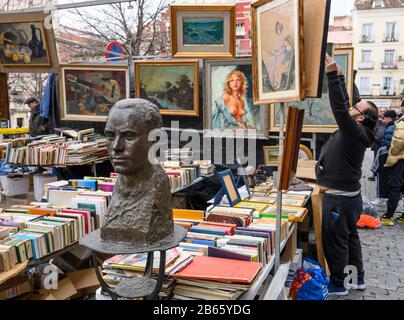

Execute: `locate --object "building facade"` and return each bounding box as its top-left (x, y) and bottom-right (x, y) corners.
top-left (353, 0), bottom-right (404, 108)
top-left (328, 15), bottom-right (353, 49)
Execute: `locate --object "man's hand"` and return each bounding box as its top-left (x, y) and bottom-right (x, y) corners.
top-left (325, 53), bottom-right (339, 74)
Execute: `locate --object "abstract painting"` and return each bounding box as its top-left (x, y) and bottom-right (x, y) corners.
top-left (135, 60), bottom-right (199, 116)
top-left (204, 59), bottom-right (267, 138)
top-left (0, 20), bottom-right (51, 66)
top-left (170, 4), bottom-right (236, 58)
top-left (60, 65), bottom-right (129, 122)
top-left (252, 0), bottom-right (304, 104)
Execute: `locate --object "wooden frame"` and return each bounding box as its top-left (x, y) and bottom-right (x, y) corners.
top-left (204, 58), bottom-right (268, 138)
top-left (303, 0), bottom-right (331, 98)
top-left (0, 19), bottom-right (51, 67)
top-left (279, 106), bottom-right (305, 190)
top-left (0, 73), bottom-right (9, 121)
top-left (60, 64), bottom-right (130, 122)
top-left (134, 60), bottom-right (199, 117)
top-left (269, 47), bottom-right (353, 134)
top-left (263, 146), bottom-right (280, 167)
top-left (299, 144), bottom-right (313, 160)
top-left (251, 0), bottom-right (305, 104)
top-left (218, 169), bottom-right (241, 207)
top-left (170, 4), bottom-right (236, 59)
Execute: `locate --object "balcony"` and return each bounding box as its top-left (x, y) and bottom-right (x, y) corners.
top-left (358, 61), bottom-right (374, 69)
top-left (383, 33), bottom-right (399, 42)
top-left (380, 89), bottom-right (396, 96)
top-left (382, 62), bottom-right (398, 69)
top-left (359, 34), bottom-right (374, 43)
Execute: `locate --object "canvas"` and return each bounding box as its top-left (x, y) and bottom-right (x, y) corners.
top-left (135, 60), bottom-right (199, 117)
top-left (204, 59), bottom-right (267, 138)
top-left (252, 0), bottom-right (304, 104)
top-left (0, 20), bottom-right (50, 66)
top-left (170, 4), bottom-right (236, 58)
top-left (60, 65), bottom-right (129, 122)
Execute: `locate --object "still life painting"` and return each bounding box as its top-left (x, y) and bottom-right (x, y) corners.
top-left (0, 20), bottom-right (50, 66)
top-left (60, 65), bottom-right (129, 122)
top-left (204, 59), bottom-right (267, 138)
top-left (135, 60), bottom-right (199, 116)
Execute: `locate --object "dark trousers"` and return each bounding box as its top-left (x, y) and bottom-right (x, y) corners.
top-left (386, 159), bottom-right (404, 218)
top-left (322, 193), bottom-right (364, 287)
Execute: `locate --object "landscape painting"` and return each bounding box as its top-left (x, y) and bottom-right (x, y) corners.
top-left (0, 20), bottom-right (51, 66)
top-left (183, 17), bottom-right (224, 45)
top-left (60, 65), bottom-right (129, 122)
top-left (135, 60), bottom-right (199, 116)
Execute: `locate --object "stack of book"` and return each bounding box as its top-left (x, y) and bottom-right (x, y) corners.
top-left (162, 163), bottom-right (199, 192)
top-left (198, 160), bottom-right (215, 176)
top-left (164, 148), bottom-right (193, 165)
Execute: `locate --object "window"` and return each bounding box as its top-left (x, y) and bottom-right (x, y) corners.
top-left (382, 77), bottom-right (393, 92)
top-left (361, 50), bottom-right (371, 62)
top-left (384, 22), bottom-right (397, 41)
top-left (360, 77), bottom-right (371, 95)
top-left (373, 0), bottom-right (383, 7)
top-left (384, 50), bottom-right (395, 64)
top-left (361, 24), bottom-right (373, 42)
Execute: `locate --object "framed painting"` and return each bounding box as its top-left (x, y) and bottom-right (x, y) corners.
top-left (134, 60), bottom-right (199, 117)
top-left (263, 146), bottom-right (280, 167)
top-left (60, 64), bottom-right (130, 122)
top-left (204, 59), bottom-right (268, 138)
top-left (0, 19), bottom-right (51, 67)
top-left (269, 47), bottom-right (353, 133)
top-left (252, 0), bottom-right (305, 104)
top-left (170, 4), bottom-right (236, 58)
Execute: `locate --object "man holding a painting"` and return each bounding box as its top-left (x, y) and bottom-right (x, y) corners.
top-left (315, 54), bottom-right (378, 296)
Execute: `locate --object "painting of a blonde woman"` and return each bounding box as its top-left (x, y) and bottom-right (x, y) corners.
top-left (212, 69), bottom-right (248, 129)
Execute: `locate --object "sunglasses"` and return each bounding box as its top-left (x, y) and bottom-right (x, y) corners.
top-left (351, 104), bottom-right (364, 116)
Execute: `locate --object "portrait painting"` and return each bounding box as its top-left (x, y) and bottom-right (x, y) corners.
top-left (135, 60), bottom-right (199, 117)
top-left (170, 4), bottom-right (236, 58)
top-left (204, 59), bottom-right (268, 138)
top-left (60, 65), bottom-right (129, 122)
top-left (269, 48), bottom-right (353, 133)
top-left (0, 20), bottom-right (50, 67)
top-left (252, 0), bottom-right (304, 104)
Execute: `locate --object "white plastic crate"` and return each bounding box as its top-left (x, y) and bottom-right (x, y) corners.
top-left (0, 175), bottom-right (30, 196)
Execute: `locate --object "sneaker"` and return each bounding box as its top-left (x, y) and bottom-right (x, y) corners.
top-left (395, 216), bottom-right (404, 224)
top-left (381, 216), bottom-right (396, 226)
top-left (347, 278), bottom-right (366, 291)
top-left (328, 282), bottom-right (349, 296)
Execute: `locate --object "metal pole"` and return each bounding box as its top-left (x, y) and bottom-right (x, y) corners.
top-left (312, 132), bottom-right (317, 160)
top-left (275, 102), bottom-right (285, 271)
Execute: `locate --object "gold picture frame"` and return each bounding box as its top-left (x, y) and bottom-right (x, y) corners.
top-left (263, 146), bottom-right (280, 167)
top-left (60, 64), bottom-right (130, 122)
top-left (251, 0), bottom-right (305, 104)
top-left (134, 60), bottom-right (199, 117)
top-left (170, 4), bottom-right (236, 59)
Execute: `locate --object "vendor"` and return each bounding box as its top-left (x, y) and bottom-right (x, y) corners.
top-left (24, 96), bottom-right (50, 137)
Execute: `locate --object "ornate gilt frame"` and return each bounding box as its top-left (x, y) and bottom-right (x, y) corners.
top-left (170, 4), bottom-right (236, 59)
top-left (251, 0), bottom-right (305, 104)
top-left (134, 60), bottom-right (199, 117)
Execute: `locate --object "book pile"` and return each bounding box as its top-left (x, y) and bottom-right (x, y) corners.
top-left (66, 142), bottom-right (98, 165)
top-left (197, 160), bottom-right (215, 176)
top-left (101, 248), bottom-right (193, 299)
top-left (172, 256), bottom-right (262, 300)
top-left (94, 136), bottom-right (109, 161)
top-left (164, 148), bottom-right (193, 165)
top-left (162, 162), bottom-right (199, 192)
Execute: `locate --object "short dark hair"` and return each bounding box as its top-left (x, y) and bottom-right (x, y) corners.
top-left (24, 96), bottom-right (38, 105)
top-left (362, 101), bottom-right (378, 130)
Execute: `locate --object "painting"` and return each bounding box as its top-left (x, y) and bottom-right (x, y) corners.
top-left (263, 146), bottom-right (280, 167)
top-left (204, 59), bottom-right (268, 138)
top-left (269, 48), bottom-right (353, 133)
top-left (252, 0), bottom-right (304, 104)
top-left (60, 65), bottom-right (129, 122)
top-left (135, 60), bottom-right (199, 117)
top-left (170, 4), bottom-right (236, 58)
top-left (0, 20), bottom-right (51, 67)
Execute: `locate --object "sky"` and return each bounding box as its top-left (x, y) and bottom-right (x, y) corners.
top-left (330, 0), bottom-right (356, 17)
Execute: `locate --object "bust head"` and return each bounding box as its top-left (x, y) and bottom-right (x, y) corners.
top-left (104, 99), bottom-right (162, 176)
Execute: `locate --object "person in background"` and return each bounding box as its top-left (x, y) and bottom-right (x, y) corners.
top-left (24, 96), bottom-right (50, 137)
top-left (397, 100), bottom-right (404, 118)
top-left (369, 107), bottom-right (387, 181)
top-left (382, 112), bottom-right (404, 226)
top-left (381, 110), bottom-right (397, 149)
top-left (316, 54), bottom-right (378, 296)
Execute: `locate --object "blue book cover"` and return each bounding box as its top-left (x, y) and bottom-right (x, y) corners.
top-left (13, 234), bottom-right (39, 259)
top-left (189, 226), bottom-right (226, 236)
top-left (183, 237), bottom-right (216, 247)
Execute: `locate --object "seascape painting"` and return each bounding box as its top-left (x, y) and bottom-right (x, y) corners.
top-left (0, 21), bottom-right (50, 66)
top-left (183, 17), bottom-right (224, 45)
top-left (135, 61), bottom-right (199, 116)
top-left (61, 66), bottom-right (129, 122)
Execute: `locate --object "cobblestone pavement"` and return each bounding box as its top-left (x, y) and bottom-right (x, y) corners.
top-left (330, 149), bottom-right (404, 300)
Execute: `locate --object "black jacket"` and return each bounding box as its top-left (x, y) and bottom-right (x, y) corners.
top-left (315, 71), bottom-right (375, 192)
top-left (372, 119), bottom-right (386, 151)
top-left (29, 104), bottom-right (50, 137)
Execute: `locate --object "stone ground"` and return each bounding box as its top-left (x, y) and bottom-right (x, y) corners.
top-left (329, 149), bottom-right (404, 300)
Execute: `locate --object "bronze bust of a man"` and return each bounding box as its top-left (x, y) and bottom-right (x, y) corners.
top-left (100, 98), bottom-right (173, 245)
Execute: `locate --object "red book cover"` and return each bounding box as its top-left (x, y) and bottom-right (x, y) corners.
top-left (173, 256), bottom-right (262, 284)
top-left (198, 221), bottom-right (237, 235)
top-left (61, 209), bottom-right (90, 233)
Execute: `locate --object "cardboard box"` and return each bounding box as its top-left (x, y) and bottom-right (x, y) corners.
top-left (39, 277), bottom-right (78, 300)
top-left (67, 268), bottom-right (100, 299)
